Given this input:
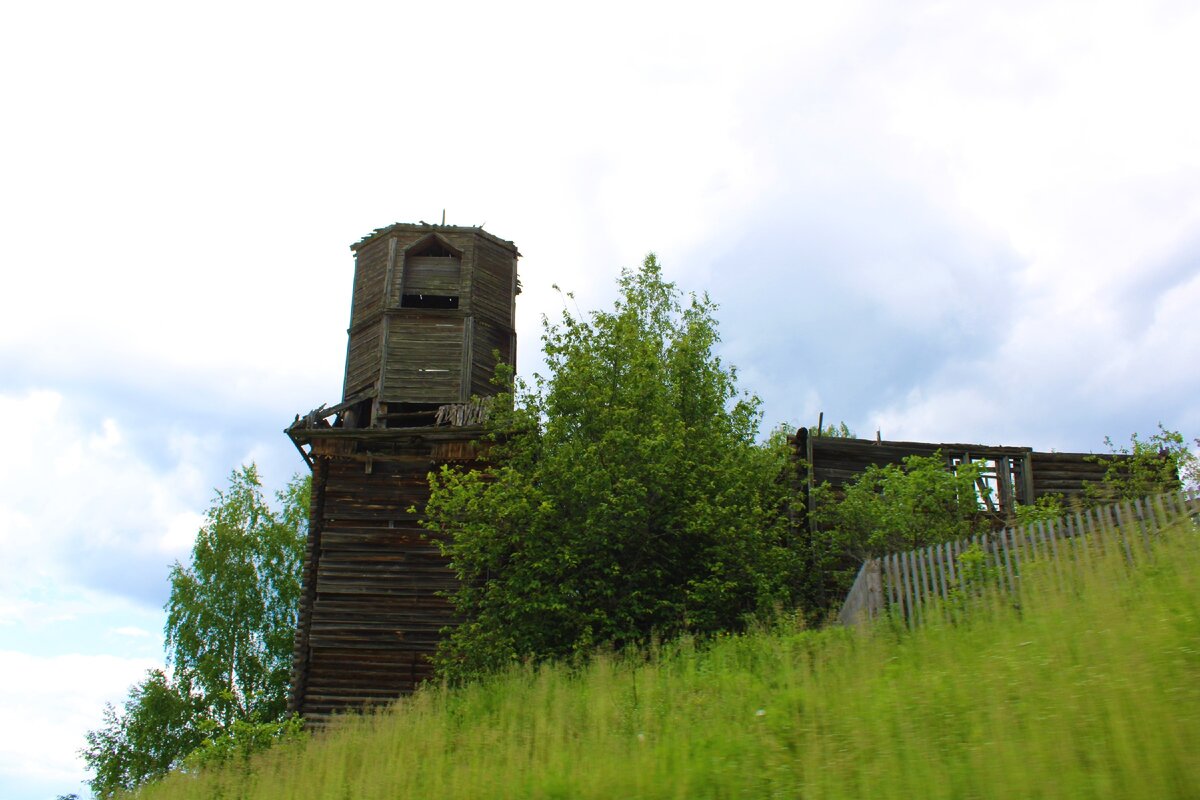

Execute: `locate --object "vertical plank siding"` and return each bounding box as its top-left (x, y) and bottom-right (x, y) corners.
top-left (838, 491), bottom-right (1199, 626)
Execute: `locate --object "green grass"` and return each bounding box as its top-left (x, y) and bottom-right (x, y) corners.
top-left (138, 522), bottom-right (1200, 799)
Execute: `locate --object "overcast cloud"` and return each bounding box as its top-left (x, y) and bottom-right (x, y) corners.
top-left (2, 1), bottom-right (1198, 796)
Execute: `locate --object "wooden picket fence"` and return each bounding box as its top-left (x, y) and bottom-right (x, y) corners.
top-left (838, 491), bottom-right (1200, 627)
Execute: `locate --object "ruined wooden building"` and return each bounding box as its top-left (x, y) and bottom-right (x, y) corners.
top-left (792, 427), bottom-right (1120, 522)
top-left (286, 223), bottom-right (519, 724)
top-left (284, 222), bottom-right (1132, 724)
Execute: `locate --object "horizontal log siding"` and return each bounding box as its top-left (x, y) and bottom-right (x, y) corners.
top-left (381, 315), bottom-right (465, 404)
top-left (1029, 452), bottom-right (1111, 500)
top-left (796, 430), bottom-right (1131, 516)
top-left (806, 436), bottom-right (1028, 491)
top-left (470, 318), bottom-right (515, 397)
top-left (401, 256), bottom-right (462, 297)
top-left (349, 237), bottom-right (389, 329)
top-left (472, 237), bottom-right (517, 328)
top-left (290, 429), bottom-right (482, 725)
top-left (343, 319), bottom-right (382, 398)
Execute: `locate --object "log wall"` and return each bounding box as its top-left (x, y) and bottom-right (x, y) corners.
top-left (381, 314), bottom-right (466, 404)
top-left (287, 425), bottom-right (483, 725)
top-left (285, 420), bottom-right (1133, 724)
top-left (793, 427), bottom-right (1126, 522)
top-left (340, 224), bottom-right (519, 410)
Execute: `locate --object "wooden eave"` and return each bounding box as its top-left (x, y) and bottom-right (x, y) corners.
top-left (287, 423), bottom-right (488, 448)
top-left (351, 223), bottom-right (521, 257)
top-left (804, 435), bottom-right (1034, 458)
top-left (403, 231), bottom-right (464, 257)
top-left (795, 431), bottom-right (1118, 464)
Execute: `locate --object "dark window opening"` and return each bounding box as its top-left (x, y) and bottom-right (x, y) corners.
top-left (402, 294), bottom-right (459, 309)
top-left (335, 397), bottom-right (374, 429)
top-left (379, 401), bottom-right (441, 428)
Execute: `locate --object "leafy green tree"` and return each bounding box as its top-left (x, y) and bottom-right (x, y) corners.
top-left (422, 255), bottom-right (797, 679)
top-left (82, 670), bottom-right (204, 797)
top-left (801, 454), bottom-right (992, 614)
top-left (166, 464), bottom-right (308, 726)
top-left (183, 715), bottom-right (306, 772)
top-left (812, 420), bottom-right (855, 438)
top-left (1013, 492), bottom-right (1066, 526)
top-left (1085, 424), bottom-right (1199, 501)
top-left (83, 466), bottom-right (309, 797)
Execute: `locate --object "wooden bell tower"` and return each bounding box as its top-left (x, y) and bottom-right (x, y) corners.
top-left (285, 223), bottom-right (519, 724)
top-left (340, 223), bottom-right (520, 428)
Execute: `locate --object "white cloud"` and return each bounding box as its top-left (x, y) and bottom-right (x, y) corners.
top-left (0, 389), bottom-right (210, 609)
top-left (0, 650), bottom-right (159, 799)
top-left (112, 626), bottom-right (154, 639)
top-left (674, 0), bottom-right (1200, 448)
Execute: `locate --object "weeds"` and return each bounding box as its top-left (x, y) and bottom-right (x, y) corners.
top-left (136, 522), bottom-right (1200, 800)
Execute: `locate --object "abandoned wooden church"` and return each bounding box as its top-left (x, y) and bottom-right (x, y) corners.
top-left (286, 221), bottom-right (1119, 725)
top-left (285, 223), bottom-right (519, 723)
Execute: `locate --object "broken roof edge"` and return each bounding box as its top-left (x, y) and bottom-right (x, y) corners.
top-left (351, 222), bottom-right (521, 256)
top-left (793, 427), bottom-right (1121, 460)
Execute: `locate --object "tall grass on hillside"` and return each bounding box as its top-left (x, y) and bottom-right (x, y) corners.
top-left (137, 521), bottom-right (1200, 800)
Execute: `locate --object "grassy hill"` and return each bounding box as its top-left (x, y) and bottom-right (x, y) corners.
top-left (136, 521), bottom-right (1200, 800)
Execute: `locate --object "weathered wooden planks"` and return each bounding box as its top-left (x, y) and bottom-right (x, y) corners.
top-left (793, 427), bottom-right (1133, 522)
top-left (286, 426), bottom-right (483, 726)
top-left (339, 224), bottom-right (520, 415)
top-left (402, 256), bottom-right (462, 297)
top-left (839, 491), bottom-right (1199, 627)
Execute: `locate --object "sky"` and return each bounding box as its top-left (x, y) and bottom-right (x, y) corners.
top-left (2, 1), bottom-right (1199, 797)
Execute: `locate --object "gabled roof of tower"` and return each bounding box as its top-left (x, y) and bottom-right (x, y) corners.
top-left (351, 222), bottom-right (520, 256)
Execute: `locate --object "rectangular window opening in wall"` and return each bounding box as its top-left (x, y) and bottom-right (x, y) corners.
top-left (401, 294), bottom-right (459, 309)
top-left (949, 455), bottom-right (1018, 514)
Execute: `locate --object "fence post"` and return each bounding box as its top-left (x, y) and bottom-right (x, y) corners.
top-left (998, 526), bottom-right (1015, 594)
top-left (1151, 494), bottom-right (1170, 536)
top-left (906, 550), bottom-right (921, 627)
top-left (1114, 502), bottom-right (1135, 564)
top-left (1132, 497), bottom-right (1153, 556)
top-left (884, 554), bottom-right (899, 611)
top-left (866, 558), bottom-right (883, 620)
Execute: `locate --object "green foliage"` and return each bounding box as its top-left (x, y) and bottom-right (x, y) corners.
top-left (800, 454), bottom-right (992, 614)
top-left (166, 465), bottom-right (309, 726)
top-left (813, 420), bottom-right (855, 438)
top-left (1013, 492), bottom-right (1065, 526)
top-left (943, 542), bottom-right (1002, 620)
top-left (82, 669), bottom-right (205, 798)
top-left (132, 521), bottom-right (1200, 800)
top-left (1086, 424), bottom-right (1199, 501)
top-left (422, 255), bottom-right (797, 680)
top-left (952, 542), bottom-right (994, 589)
top-left (83, 466), bottom-right (310, 798)
top-left (183, 716), bottom-right (306, 772)
top-left (813, 453), bottom-right (989, 558)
